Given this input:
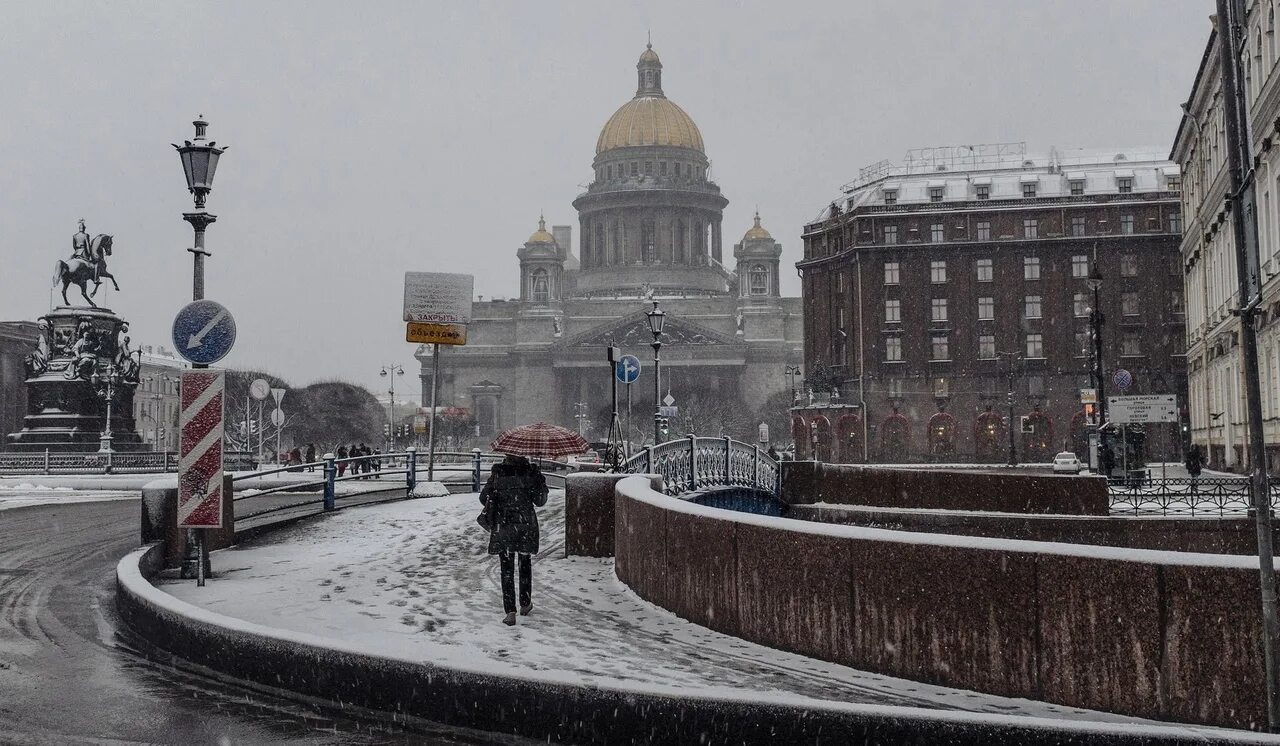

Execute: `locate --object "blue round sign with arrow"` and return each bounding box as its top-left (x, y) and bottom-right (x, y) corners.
top-left (615, 354), bottom-right (641, 384)
top-left (172, 299), bottom-right (237, 365)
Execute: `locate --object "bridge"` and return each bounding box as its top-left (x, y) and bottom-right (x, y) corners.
top-left (623, 435), bottom-right (779, 496)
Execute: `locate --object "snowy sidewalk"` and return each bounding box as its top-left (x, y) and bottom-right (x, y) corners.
top-left (158, 492), bottom-right (1255, 735)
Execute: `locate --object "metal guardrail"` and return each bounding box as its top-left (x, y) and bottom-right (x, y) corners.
top-left (623, 435), bottom-right (779, 497)
top-left (0, 450), bottom-right (256, 475)
top-left (1107, 477), bottom-right (1280, 516)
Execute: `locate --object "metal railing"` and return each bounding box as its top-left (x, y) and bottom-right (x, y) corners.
top-left (1108, 477), bottom-right (1280, 516)
top-left (0, 449), bottom-right (256, 475)
top-left (623, 435), bottom-right (779, 497)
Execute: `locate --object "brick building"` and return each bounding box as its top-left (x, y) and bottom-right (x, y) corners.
top-left (795, 145), bottom-right (1186, 463)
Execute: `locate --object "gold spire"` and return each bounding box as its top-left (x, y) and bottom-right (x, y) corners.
top-left (744, 210), bottom-right (772, 240)
top-left (527, 213), bottom-right (555, 244)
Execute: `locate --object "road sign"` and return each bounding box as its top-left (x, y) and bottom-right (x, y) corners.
top-left (249, 378), bottom-right (270, 401)
top-left (758, 423), bottom-right (769, 443)
top-left (1108, 394), bottom-right (1178, 424)
top-left (663, 393), bottom-right (675, 407)
top-left (406, 321), bottom-right (468, 345)
top-left (615, 354), bottom-right (641, 384)
top-left (413, 415), bottom-right (427, 433)
top-left (172, 300), bottom-right (236, 365)
top-left (270, 387), bottom-right (285, 407)
top-left (178, 370), bottom-right (224, 529)
top-left (659, 405), bottom-right (679, 417)
top-left (403, 272), bottom-right (474, 324)
top-left (270, 408), bottom-right (284, 427)
top-left (1080, 388), bottom-right (1097, 405)
top-left (1112, 369), bottom-right (1133, 391)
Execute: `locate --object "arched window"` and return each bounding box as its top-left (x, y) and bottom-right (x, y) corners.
top-left (749, 264), bottom-right (769, 295)
top-left (529, 269), bottom-right (549, 303)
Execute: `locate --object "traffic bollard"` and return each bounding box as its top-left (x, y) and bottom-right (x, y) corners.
top-left (323, 453), bottom-right (336, 511)
top-left (471, 448), bottom-right (483, 492)
top-left (406, 447), bottom-right (417, 494)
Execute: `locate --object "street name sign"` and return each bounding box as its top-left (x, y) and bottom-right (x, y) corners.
top-left (615, 354), bottom-right (641, 384)
top-left (659, 405), bottom-right (679, 417)
top-left (406, 322), bottom-right (468, 345)
top-left (172, 300), bottom-right (236, 365)
top-left (413, 415), bottom-right (427, 433)
top-left (403, 272), bottom-right (474, 324)
top-left (178, 370), bottom-right (225, 529)
top-left (1108, 394), bottom-right (1178, 424)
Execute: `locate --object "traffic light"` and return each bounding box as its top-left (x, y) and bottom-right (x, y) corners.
top-left (383, 423), bottom-right (390, 436)
top-left (658, 416), bottom-right (670, 438)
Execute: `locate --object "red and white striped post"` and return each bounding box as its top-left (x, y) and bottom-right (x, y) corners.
top-left (178, 370), bottom-right (225, 585)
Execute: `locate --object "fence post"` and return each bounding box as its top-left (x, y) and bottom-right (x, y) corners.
top-left (645, 445), bottom-right (655, 475)
top-left (688, 434), bottom-right (698, 491)
top-left (723, 435), bottom-right (732, 485)
top-left (323, 453), bottom-right (336, 510)
top-left (472, 448), bottom-right (483, 492)
top-left (105, 449), bottom-right (113, 475)
top-left (406, 447), bottom-right (417, 494)
top-left (44, 448), bottom-right (50, 475)
top-left (753, 444), bottom-right (760, 489)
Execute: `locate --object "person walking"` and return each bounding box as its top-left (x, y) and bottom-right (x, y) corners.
top-left (305, 443), bottom-right (316, 472)
top-left (373, 448), bottom-right (383, 475)
top-left (478, 453), bottom-right (548, 626)
top-left (336, 445), bottom-right (348, 477)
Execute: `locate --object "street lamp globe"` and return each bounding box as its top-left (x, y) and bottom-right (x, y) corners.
top-left (172, 117), bottom-right (228, 209)
top-left (1086, 265), bottom-right (1103, 292)
top-left (645, 300), bottom-right (666, 337)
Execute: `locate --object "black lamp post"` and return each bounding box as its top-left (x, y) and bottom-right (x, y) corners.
top-left (786, 364), bottom-right (802, 402)
top-left (995, 351), bottom-right (1021, 467)
top-left (380, 364), bottom-right (404, 451)
top-left (1087, 258), bottom-right (1108, 473)
top-left (646, 300), bottom-right (665, 444)
top-left (91, 364), bottom-right (124, 457)
top-left (173, 117), bottom-right (227, 305)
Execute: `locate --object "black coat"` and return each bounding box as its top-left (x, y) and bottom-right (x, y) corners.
top-left (479, 459), bottom-right (548, 555)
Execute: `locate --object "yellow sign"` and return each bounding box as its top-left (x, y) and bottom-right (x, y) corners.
top-left (406, 322), bottom-right (468, 345)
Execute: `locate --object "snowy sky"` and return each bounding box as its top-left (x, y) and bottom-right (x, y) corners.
top-left (0, 1), bottom-right (1211, 391)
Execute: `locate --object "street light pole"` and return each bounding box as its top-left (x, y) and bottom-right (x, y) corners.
top-left (1087, 250), bottom-right (1108, 475)
top-left (996, 351), bottom-right (1020, 467)
top-left (646, 301), bottom-right (666, 445)
top-left (380, 364), bottom-right (405, 452)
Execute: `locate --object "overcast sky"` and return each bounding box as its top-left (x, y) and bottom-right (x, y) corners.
top-left (0, 1), bottom-right (1211, 395)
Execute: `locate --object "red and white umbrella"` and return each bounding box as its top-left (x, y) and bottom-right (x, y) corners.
top-left (490, 422), bottom-right (590, 459)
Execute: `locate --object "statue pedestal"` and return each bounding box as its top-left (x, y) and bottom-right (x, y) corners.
top-left (5, 306), bottom-right (144, 453)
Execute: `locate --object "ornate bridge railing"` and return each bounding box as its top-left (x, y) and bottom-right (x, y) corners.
top-left (623, 435), bottom-right (779, 497)
top-left (1108, 477), bottom-right (1280, 516)
top-left (0, 450), bottom-right (256, 475)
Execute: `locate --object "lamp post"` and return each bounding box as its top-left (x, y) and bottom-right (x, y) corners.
top-left (380, 364), bottom-right (404, 451)
top-left (91, 363), bottom-right (124, 457)
top-left (1086, 256), bottom-right (1108, 474)
top-left (995, 351), bottom-right (1021, 467)
top-left (646, 300), bottom-right (666, 444)
top-left (785, 365), bottom-right (802, 402)
top-left (574, 401), bottom-right (589, 436)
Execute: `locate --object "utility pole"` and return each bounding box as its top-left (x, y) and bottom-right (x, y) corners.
top-left (1217, 0), bottom-right (1280, 728)
top-left (996, 351), bottom-right (1021, 467)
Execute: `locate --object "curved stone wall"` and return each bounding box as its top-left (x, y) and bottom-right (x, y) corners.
top-left (613, 476), bottom-right (1275, 730)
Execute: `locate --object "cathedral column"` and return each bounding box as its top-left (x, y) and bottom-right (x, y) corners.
top-left (712, 218), bottom-right (723, 265)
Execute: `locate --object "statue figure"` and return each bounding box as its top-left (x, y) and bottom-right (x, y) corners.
top-left (54, 220), bottom-right (119, 307)
top-left (115, 331), bottom-right (141, 384)
top-left (552, 316), bottom-right (563, 337)
top-left (64, 322), bottom-right (99, 381)
top-left (24, 320), bottom-right (51, 377)
top-left (735, 312), bottom-right (744, 335)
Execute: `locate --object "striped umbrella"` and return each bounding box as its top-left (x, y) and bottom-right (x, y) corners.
top-left (490, 422), bottom-right (590, 459)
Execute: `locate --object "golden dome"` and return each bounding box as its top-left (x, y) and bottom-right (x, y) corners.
top-left (596, 96), bottom-right (704, 155)
top-left (744, 211), bottom-right (772, 240)
top-left (527, 215), bottom-right (555, 244)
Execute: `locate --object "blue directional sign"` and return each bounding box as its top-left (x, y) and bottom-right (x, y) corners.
top-left (615, 354), bottom-right (641, 384)
top-left (172, 299), bottom-right (237, 365)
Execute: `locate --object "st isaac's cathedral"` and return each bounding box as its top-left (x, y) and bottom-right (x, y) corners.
top-left (417, 44), bottom-right (803, 442)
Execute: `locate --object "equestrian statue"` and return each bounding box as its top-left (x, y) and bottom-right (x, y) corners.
top-left (53, 219), bottom-right (119, 307)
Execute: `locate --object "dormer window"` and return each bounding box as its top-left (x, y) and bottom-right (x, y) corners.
top-left (1118, 177), bottom-right (1133, 193)
top-left (1022, 183), bottom-right (1037, 198)
top-left (928, 186), bottom-right (944, 202)
top-left (976, 184), bottom-right (990, 200)
top-left (883, 189), bottom-right (898, 205)
top-left (1069, 179), bottom-right (1084, 196)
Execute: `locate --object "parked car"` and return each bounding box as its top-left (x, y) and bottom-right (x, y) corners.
top-left (1051, 451), bottom-right (1085, 473)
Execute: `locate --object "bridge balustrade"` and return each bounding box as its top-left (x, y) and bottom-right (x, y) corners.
top-left (623, 435), bottom-right (778, 496)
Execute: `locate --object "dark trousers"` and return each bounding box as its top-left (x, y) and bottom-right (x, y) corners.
top-left (498, 551), bottom-right (531, 614)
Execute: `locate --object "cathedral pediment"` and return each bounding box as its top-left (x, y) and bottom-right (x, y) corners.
top-left (562, 312), bottom-right (742, 348)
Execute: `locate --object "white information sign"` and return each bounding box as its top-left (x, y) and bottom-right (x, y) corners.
top-left (1108, 395), bottom-right (1178, 424)
top-left (403, 272), bottom-right (474, 324)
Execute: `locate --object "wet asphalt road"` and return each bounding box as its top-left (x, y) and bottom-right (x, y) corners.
top-left (0, 499), bottom-right (522, 745)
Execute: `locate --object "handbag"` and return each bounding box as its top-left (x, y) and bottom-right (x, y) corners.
top-left (477, 501), bottom-right (494, 532)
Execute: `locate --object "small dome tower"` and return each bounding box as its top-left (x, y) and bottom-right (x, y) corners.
top-left (734, 211), bottom-right (781, 298)
top-left (518, 215), bottom-right (564, 304)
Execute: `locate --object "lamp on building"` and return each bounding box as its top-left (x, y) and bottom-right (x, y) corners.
top-left (646, 300), bottom-right (665, 443)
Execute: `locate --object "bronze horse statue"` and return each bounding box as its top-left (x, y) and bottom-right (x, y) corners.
top-left (53, 234), bottom-right (117, 307)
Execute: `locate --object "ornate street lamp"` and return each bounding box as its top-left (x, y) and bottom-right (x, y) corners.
top-left (646, 300), bottom-right (665, 444)
top-left (786, 364), bottom-right (802, 402)
top-left (1086, 256), bottom-right (1108, 474)
top-left (381, 364), bottom-right (405, 451)
top-left (90, 364), bottom-right (124, 457)
top-left (173, 117), bottom-right (228, 303)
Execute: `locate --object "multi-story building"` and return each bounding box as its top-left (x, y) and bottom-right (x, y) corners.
top-left (0, 321), bottom-right (40, 447)
top-left (133, 345), bottom-right (186, 452)
top-left (796, 144), bottom-right (1186, 463)
top-left (1175, 8), bottom-right (1280, 473)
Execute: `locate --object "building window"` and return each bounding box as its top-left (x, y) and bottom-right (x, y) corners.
top-left (1168, 211), bottom-right (1182, 233)
top-left (883, 189), bottom-right (897, 205)
top-left (976, 258), bottom-right (993, 282)
top-left (1118, 177), bottom-right (1133, 193)
top-left (529, 269), bottom-right (550, 303)
top-left (930, 222), bottom-right (945, 242)
top-left (1171, 291), bottom-right (1184, 315)
top-left (1023, 183), bottom-right (1037, 198)
top-left (931, 335), bottom-right (950, 361)
top-left (749, 265), bottom-right (769, 295)
top-left (929, 186), bottom-right (944, 202)
top-left (888, 378), bottom-right (904, 397)
top-left (1023, 218), bottom-right (1039, 238)
top-left (930, 260), bottom-right (947, 283)
top-left (1071, 216), bottom-right (1086, 237)
top-left (978, 334), bottom-right (996, 359)
top-left (885, 299), bottom-right (901, 323)
top-left (976, 221), bottom-right (991, 241)
top-left (931, 297), bottom-right (948, 322)
top-left (1122, 333), bottom-right (1142, 356)
top-left (978, 296), bottom-right (994, 320)
top-left (606, 165), bottom-right (613, 179)
top-left (1120, 253), bottom-right (1138, 276)
top-left (1026, 333), bottom-right (1044, 359)
top-left (1024, 256), bottom-right (1041, 280)
top-left (1072, 254), bottom-right (1089, 277)
top-left (630, 162), bottom-right (638, 176)
top-left (1070, 179), bottom-right (1084, 196)
top-left (976, 184), bottom-right (990, 200)
top-left (932, 377), bottom-right (949, 397)
top-left (1074, 292), bottom-right (1089, 317)
top-left (659, 161), bottom-right (668, 176)
top-left (1120, 214), bottom-right (1134, 234)
top-left (1122, 291), bottom-right (1140, 316)
top-left (1167, 176), bottom-right (1181, 192)
top-left (883, 225), bottom-right (899, 244)
top-left (644, 161), bottom-right (653, 175)
top-left (884, 261), bottom-right (900, 284)
top-left (1024, 295), bottom-right (1042, 319)
top-left (885, 335), bottom-right (902, 361)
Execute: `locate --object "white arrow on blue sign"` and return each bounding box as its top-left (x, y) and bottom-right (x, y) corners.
top-left (172, 299), bottom-right (237, 365)
top-left (615, 354), bottom-right (641, 384)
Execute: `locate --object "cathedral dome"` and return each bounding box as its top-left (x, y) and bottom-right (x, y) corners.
top-left (595, 45), bottom-right (705, 155)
